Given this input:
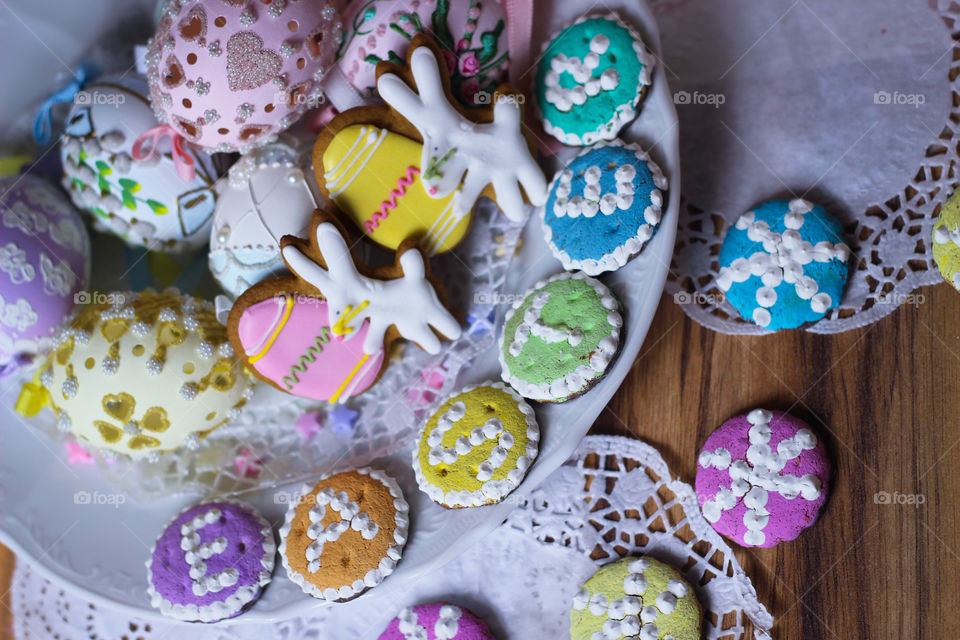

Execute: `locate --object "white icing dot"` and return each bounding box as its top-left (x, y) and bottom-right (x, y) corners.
top-left (810, 292), bottom-right (832, 313)
top-left (600, 68), bottom-right (619, 91)
top-left (752, 308), bottom-right (772, 327)
top-left (590, 34), bottom-right (610, 54)
top-left (756, 286), bottom-right (777, 308)
top-left (615, 164), bottom-right (636, 182)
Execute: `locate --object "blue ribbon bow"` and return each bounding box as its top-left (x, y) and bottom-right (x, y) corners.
top-left (32, 61), bottom-right (101, 145)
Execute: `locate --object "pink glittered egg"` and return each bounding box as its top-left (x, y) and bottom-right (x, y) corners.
top-left (338, 0), bottom-right (510, 106)
top-left (146, 0), bottom-right (343, 153)
top-left (0, 174), bottom-right (90, 369)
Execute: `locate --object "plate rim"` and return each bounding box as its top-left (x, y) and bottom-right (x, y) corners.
top-left (0, 0), bottom-right (680, 624)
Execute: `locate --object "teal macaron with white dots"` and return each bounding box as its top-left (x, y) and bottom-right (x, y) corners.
top-left (535, 15), bottom-right (655, 146)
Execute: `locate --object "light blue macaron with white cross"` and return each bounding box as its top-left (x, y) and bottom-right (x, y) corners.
top-left (540, 140), bottom-right (667, 275)
top-left (717, 199), bottom-right (851, 331)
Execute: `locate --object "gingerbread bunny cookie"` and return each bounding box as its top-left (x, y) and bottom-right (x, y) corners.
top-left (227, 211), bottom-right (461, 402)
top-left (314, 36), bottom-right (547, 256)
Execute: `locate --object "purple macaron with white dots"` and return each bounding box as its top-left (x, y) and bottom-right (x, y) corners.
top-left (695, 409), bottom-right (831, 548)
top-left (147, 500), bottom-right (275, 622)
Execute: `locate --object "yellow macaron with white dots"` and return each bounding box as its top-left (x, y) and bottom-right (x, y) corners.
top-left (412, 382), bottom-right (539, 508)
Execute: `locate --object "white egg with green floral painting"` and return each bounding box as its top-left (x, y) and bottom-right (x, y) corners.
top-left (208, 140), bottom-right (321, 298)
top-left (60, 74), bottom-right (222, 253)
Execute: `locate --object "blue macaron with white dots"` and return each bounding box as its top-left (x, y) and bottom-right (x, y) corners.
top-left (717, 198), bottom-right (850, 331)
top-left (541, 140), bottom-right (668, 275)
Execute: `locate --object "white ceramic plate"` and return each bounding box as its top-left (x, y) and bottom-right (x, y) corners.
top-left (0, 0), bottom-right (678, 624)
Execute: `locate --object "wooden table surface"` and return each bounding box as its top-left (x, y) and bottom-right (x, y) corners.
top-left (1, 282), bottom-right (956, 639)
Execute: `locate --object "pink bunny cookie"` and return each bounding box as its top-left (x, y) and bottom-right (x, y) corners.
top-left (379, 602), bottom-right (496, 640)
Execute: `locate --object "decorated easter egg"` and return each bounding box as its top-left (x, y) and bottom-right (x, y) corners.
top-left (146, 0), bottom-right (342, 153)
top-left (321, 124), bottom-right (470, 254)
top-left (0, 175), bottom-right (90, 370)
top-left (339, 0), bottom-right (509, 106)
top-left (39, 290), bottom-right (253, 457)
top-left (234, 294), bottom-right (386, 403)
top-left (60, 75), bottom-right (221, 252)
top-left (209, 141), bottom-right (321, 297)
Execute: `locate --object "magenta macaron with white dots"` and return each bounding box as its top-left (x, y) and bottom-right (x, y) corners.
top-left (695, 409), bottom-right (831, 548)
top-left (379, 602), bottom-right (496, 640)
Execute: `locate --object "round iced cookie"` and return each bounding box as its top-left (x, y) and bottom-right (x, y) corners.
top-left (413, 382), bottom-right (539, 508)
top-left (570, 556), bottom-right (701, 640)
top-left (535, 15), bottom-right (655, 146)
top-left (39, 290), bottom-right (253, 457)
top-left (499, 272), bottom-right (622, 402)
top-left (146, 500), bottom-right (275, 622)
top-left (716, 198), bottom-right (850, 331)
top-left (321, 124), bottom-right (470, 255)
top-left (379, 602), bottom-right (496, 640)
top-left (932, 187), bottom-right (960, 290)
top-left (541, 140), bottom-right (667, 275)
top-left (696, 408), bottom-right (831, 548)
top-left (279, 468), bottom-right (409, 601)
top-left (234, 294), bottom-right (386, 402)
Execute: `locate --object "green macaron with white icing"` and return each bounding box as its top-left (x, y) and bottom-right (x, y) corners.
top-left (499, 272), bottom-right (622, 402)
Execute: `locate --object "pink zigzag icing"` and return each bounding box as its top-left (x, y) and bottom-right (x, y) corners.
top-left (365, 165), bottom-right (421, 233)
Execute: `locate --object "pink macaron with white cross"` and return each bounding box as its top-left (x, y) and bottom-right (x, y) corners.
top-left (379, 602), bottom-right (495, 640)
top-left (695, 408), bottom-right (831, 548)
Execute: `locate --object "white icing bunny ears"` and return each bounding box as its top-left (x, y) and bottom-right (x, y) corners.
top-left (280, 216), bottom-right (462, 355)
top-left (376, 38), bottom-right (548, 223)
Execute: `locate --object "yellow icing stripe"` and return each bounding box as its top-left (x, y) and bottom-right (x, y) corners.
top-left (340, 351), bottom-right (380, 400)
top-left (329, 353), bottom-right (370, 404)
top-left (249, 296), bottom-right (294, 363)
top-left (331, 300), bottom-right (370, 336)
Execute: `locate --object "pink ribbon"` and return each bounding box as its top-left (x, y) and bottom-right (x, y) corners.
top-left (504, 0), bottom-right (534, 90)
top-left (131, 125), bottom-right (196, 182)
top-left (304, 103), bottom-right (341, 132)
top-left (503, 0), bottom-right (564, 157)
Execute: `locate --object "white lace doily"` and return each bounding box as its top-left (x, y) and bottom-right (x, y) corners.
top-left (14, 199), bottom-right (523, 501)
top-left (10, 436), bottom-right (771, 639)
top-left (658, 0), bottom-right (956, 333)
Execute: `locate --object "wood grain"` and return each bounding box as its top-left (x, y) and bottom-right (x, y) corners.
top-left (0, 283), bottom-right (956, 639)
top-left (592, 282), bottom-right (960, 639)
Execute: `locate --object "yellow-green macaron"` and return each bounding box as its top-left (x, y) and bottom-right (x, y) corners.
top-left (933, 187), bottom-right (960, 290)
top-left (570, 556), bottom-right (701, 640)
